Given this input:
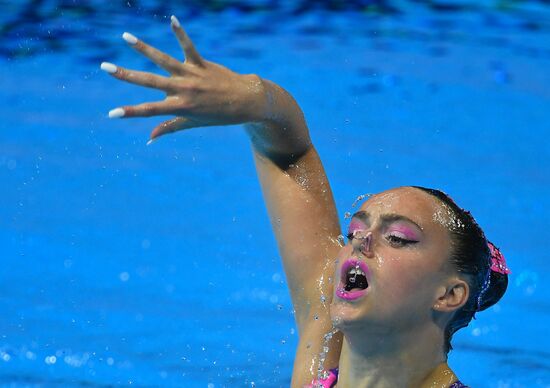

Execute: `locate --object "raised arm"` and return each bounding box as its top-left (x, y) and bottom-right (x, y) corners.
top-left (245, 81), bottom-right (343, 385)
top-left (102, 17), bottom-right (343, 385)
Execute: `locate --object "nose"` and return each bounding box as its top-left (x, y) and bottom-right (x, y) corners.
top-left (351, 230), bottom-right (375, 258)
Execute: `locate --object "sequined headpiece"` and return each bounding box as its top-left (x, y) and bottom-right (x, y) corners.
top-left (476, 241), bottom-right (511, 312)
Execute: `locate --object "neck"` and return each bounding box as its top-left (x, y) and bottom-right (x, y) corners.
top-left (337, 323), bottom-right (457, 388)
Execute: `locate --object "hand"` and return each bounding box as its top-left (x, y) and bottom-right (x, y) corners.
top-left (101, 15), bottom-right (265, 143)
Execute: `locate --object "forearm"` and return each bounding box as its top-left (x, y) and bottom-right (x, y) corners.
top-left (244, 76), bottom-right (312, 165)
top-left (103, 20), bottom-right (343, 383)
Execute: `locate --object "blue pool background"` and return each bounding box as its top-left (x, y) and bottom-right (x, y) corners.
top-left (1, 1), bottom-right (549, 386)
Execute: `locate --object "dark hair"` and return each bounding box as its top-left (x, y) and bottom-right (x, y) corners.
top-left (412, 186), bottom-right (508, 354)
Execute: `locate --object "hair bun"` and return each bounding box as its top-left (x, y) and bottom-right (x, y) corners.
top-left (476, 242), bottom-right (510, 312)
top-left (477, 269), bottom-right (508, 312)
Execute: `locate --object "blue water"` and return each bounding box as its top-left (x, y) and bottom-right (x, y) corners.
top-left (1, 1), bottom-right (549, 386)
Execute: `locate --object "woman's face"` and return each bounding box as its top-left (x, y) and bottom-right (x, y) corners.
top-left (330, 187), bottom-right (454, 333)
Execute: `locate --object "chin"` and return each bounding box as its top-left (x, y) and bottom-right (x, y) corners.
top-left (329, 298), bottom-right (369, 331)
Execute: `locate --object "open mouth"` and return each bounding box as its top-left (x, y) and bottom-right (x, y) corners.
top-left (344, 266), bottom-right (369, 291)
top-left (336, 259), bottom-right (370, 301)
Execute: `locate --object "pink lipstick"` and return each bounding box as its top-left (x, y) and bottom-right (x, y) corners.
top-left (336, 258), bottom-right (370, 301)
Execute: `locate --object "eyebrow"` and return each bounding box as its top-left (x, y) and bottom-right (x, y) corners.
top-left (350, 211), bottom-right (423, 231)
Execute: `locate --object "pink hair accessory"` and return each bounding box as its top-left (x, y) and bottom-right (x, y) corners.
top-left (487, 241), bottom-right (511, 275)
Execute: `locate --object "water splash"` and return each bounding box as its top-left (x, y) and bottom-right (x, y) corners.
top-left (432, 203), bottom-right (465, 231)
top-left (316, 327), bottom-right (340, 382)
top-left (344, 193), bottom-right (373, 220)
top-left (375, 252), bottom-right (385, 267)
top-left (351, 193), bottom-right (373, 208)
top-left (317, 256), bottom-right (335, 309)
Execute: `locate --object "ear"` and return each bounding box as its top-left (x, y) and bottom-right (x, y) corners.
top-left (432, 279), bottom-right (469, 313)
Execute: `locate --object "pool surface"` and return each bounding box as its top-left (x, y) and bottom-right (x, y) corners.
top-left (1, 1), bottom-right (549, 386)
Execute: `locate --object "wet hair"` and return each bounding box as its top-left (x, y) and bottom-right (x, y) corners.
top-left (411, 186), bottom-right (508, 354)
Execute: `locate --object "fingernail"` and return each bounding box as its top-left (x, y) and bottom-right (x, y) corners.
top-left (100, 62), bottom-right (117, 74)
top-left (108, 108), bottom-right (125, 118)
top-left (122, 32), bottom-right (138, 45)
top-left (170, 15), bottom-right (180, 28)
top-left (146, 138), bottom-right (157, 146)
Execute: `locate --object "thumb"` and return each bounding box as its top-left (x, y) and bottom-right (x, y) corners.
top-left (148, 117), bottom-right (196, 143)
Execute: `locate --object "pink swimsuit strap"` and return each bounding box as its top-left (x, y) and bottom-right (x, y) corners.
top-left (305, 368), bottom-right (338, 388)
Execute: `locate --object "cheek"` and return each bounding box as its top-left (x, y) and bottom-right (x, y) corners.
top-left (388, 272), bottom-right (424, 300)
top-left (376, 254), bottom-right (434, 300)
top-left (372, 246), bottom-right (413, 271)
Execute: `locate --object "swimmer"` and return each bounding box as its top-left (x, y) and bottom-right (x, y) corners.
top-left (101, 16), bottom-right (510, 387)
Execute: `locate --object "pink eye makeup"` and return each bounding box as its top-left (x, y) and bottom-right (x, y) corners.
top-left (387, 225), bottom-right (420, 241)
top-left (346, 211), bottom-right (423, 247)
top-left (346, 220), bottom-right (370, 244)
top-left (384, 223), bottom-right (421, 247)
top-left (347, 220), bottom-right (366, 235)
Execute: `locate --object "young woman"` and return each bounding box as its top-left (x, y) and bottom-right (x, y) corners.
top-left (101, 16), bottom-right (510, 387)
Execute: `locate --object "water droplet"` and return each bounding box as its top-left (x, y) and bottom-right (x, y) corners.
top-left (315, 327), bottom-right (339, 381)
top-left (351, 193), bottom-right (372, 208)
top-left (515, 270), bottom-right (538, 296)
top-left (45, 355), bottom-right (57, 365)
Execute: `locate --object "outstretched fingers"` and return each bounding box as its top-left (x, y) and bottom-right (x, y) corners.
top-left (170, 15), bottom-right (204, 66)
top-left (109, 100), bottom-right (178, 119)
top-left (100, 62), bottom-right (172, 91)
top-left (122, 32), bottom-right (184, 74)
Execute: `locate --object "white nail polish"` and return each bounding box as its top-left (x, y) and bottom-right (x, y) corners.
top-left (122, 32), bottom-right (138, 45)
top-left (100, 62), bottom-right (117, 74)
top-left (146, 138), bottom-right (157, 146)
top-left (170, 15), bottom-right (180, 28)
top-left (108, 108), bottom-right (125, 118)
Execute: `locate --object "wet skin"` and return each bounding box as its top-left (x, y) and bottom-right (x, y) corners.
top-left (332, 186), bottom-right (454, 330)
top-left (100, 21), bottom-right (469, 385)
top-left (329, 187), bottom-right (469, 387)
